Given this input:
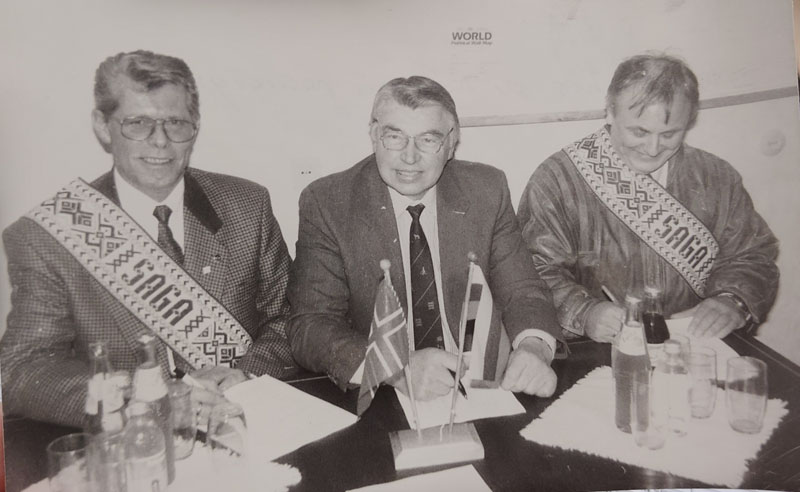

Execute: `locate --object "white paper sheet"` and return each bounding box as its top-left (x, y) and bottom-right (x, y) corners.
top-left (395, 378), bottom-right (525, 430)
top-left (224, 374), bottom-right (357, 462)
top-left (520, 366), bottom-right (788, 488)
top-left (21, 447), bottom-right (302, 492)
top-left (667, 316), bottom-right (740, 377)
top-left (347, 465), bottom-right (491, 492)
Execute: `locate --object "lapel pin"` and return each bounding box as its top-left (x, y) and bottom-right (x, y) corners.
top-left (212, 254), bottom-right (221, 262)
top-left (202, 266), bottom-right (211, 275)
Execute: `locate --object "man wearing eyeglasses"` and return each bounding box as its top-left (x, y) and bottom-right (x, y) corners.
top-left (287, 76), bottom-right (564, 402)
top-left (0, 50), bottom-right (295, 427)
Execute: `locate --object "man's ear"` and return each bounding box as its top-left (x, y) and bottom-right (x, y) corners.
top-left (369, 121), bottom-right (380, 152)
top-left (605, 106), bottom-right (615, 127)
top-left (447, 133), bottom-right (459, 160)
top-left (91, 109), bottom-right (112, 152)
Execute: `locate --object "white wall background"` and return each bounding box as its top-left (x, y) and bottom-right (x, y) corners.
top-left (1, 0), bottom-right (798, 363)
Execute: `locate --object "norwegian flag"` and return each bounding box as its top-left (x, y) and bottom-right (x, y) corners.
top-left (357, 265), bottom-right (409, 416)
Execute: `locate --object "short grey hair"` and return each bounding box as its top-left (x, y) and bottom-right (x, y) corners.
top-left (606, 53), bottom-right (699, 127)
top-left (371, 76), bottom-right (460, 136)
top-left (94, 50), bottom-right (200, 121)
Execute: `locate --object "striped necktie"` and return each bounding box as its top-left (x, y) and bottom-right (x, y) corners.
top-left (153, 205), bottom-right (184, 265)
top-left (152, 204), bottom-right (191, 377)
top-left (407, 204), bottom-right (443, 350)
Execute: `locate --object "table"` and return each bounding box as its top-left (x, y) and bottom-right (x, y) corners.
top-left (4, 332), bottom-right (799, 492)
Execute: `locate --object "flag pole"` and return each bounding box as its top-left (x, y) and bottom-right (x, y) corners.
top-left (384, 258), bottom-right (423, 439)
top-left (448, 252), bottom-right (477, 432)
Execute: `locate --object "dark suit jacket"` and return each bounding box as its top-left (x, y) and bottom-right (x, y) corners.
top-left (287, 155), bottom-right (563, 390)
top-left (0, 168), bottom-right (295, 427)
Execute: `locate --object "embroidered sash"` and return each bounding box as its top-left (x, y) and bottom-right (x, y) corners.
top-left (26, 179), bottom-right (252, 369)
top-left (564, 128), bottom-right (718, 296)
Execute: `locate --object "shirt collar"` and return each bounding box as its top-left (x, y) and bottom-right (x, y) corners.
top-left (388, 185), bottom-right (437, 222)
top-left (114, 169), bottom-right (185, 217)
top-left (651, 161), bottom-right (669, 187)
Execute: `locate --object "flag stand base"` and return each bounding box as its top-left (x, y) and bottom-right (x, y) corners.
top-left (389, 422), bottom-right (484, 471)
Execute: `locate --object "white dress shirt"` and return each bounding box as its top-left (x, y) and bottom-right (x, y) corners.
top-left (114, 169), bottom-right (185, 250)
top-left (114, 169), bottom-right (185, 373)
top-left (651, 162), bottom-right (669, 187)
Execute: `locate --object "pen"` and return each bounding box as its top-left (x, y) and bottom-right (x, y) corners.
top-left (601, 285), bottom-right (619, 305)
top-left (449, 370), bottom-right (468, 399)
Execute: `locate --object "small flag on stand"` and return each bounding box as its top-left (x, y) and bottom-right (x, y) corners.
top-left (464, 260), bottom-right (510, 386)
top-left (357, 260), bottom-right (410, 416)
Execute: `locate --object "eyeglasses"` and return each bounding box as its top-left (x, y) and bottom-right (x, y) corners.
top-left (118, 116), bottom-right (197, 143)
top-left (379, 127), bottom-right (453, 154)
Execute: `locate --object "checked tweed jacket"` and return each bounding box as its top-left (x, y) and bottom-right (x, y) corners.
top-left (0, 168), bottom-right (295, 427)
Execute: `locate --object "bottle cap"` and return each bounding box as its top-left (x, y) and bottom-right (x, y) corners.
top-left (89, 341), bottom-right (108, 358)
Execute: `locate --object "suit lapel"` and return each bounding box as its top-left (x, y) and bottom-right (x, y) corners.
top-left (182, 171), bottom-right (227, 302)
top-left (353, 157), bottom-right (407, 311)
top-left (437, 163), bottom-right (472, 340)
top-left (91, 171), bottom-right (120, 205)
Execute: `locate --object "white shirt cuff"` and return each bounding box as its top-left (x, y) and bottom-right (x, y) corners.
top-left (349, 361), bottom-right (365, 385)
top-left (512, 329), bottom-right (556, 361)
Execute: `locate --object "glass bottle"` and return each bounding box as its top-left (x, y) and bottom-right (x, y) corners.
top-left (612, 295), bottom-right (651, 433)
top-left (85, 342), bottom-right (128, 492)
top-left (131, 334), bottom-right (175, 483)
top-left (124, 401), bottom-right (168, 492)
top-left (643, 286), bottom-right (670, 369)
top-left (85, 342), bottom-right (115, 434)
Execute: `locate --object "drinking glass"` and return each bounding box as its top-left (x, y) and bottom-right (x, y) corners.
top-left (725, 356), bottom-right (768, 434)
top-left (169, 379), bottom-right (197, 459)
top-left (669, 334), bottom-right (691, 365)
top-left (688, 347), bottom-right (717, 418)
top-left (47, 433), bottom-right (91, 492)
top-left (207, 402), bottom-right (249, 474)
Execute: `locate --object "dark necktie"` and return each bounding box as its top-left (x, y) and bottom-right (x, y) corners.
top-left (153, 205), bottom-right (184, 265)
top-left (407, 204), bottom-right (443, 350)
top-left (152, 204), bottom-right (191, 378)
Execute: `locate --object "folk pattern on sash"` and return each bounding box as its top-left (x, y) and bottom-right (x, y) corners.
top-left (26, 179), bottom-right (252, 369)
top-left (564, 128), bottom-right (718, 296)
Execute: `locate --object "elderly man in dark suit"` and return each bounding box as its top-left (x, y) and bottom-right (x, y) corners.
top-left (0, 50), bottom-right (294, 427)
top-left (287, 76), bottom-right (564, 401)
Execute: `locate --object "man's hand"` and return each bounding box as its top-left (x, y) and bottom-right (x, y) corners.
top-left (501, 337), bottom-right (557, 397)
top-left (388, 348), bottom-right (463, 401)
top-left (585, 301), bottom-right (624, 343)
top-left (673, 297), bottom-right (745, 338)
top-left (188, 366), bottom-right (247, 423)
